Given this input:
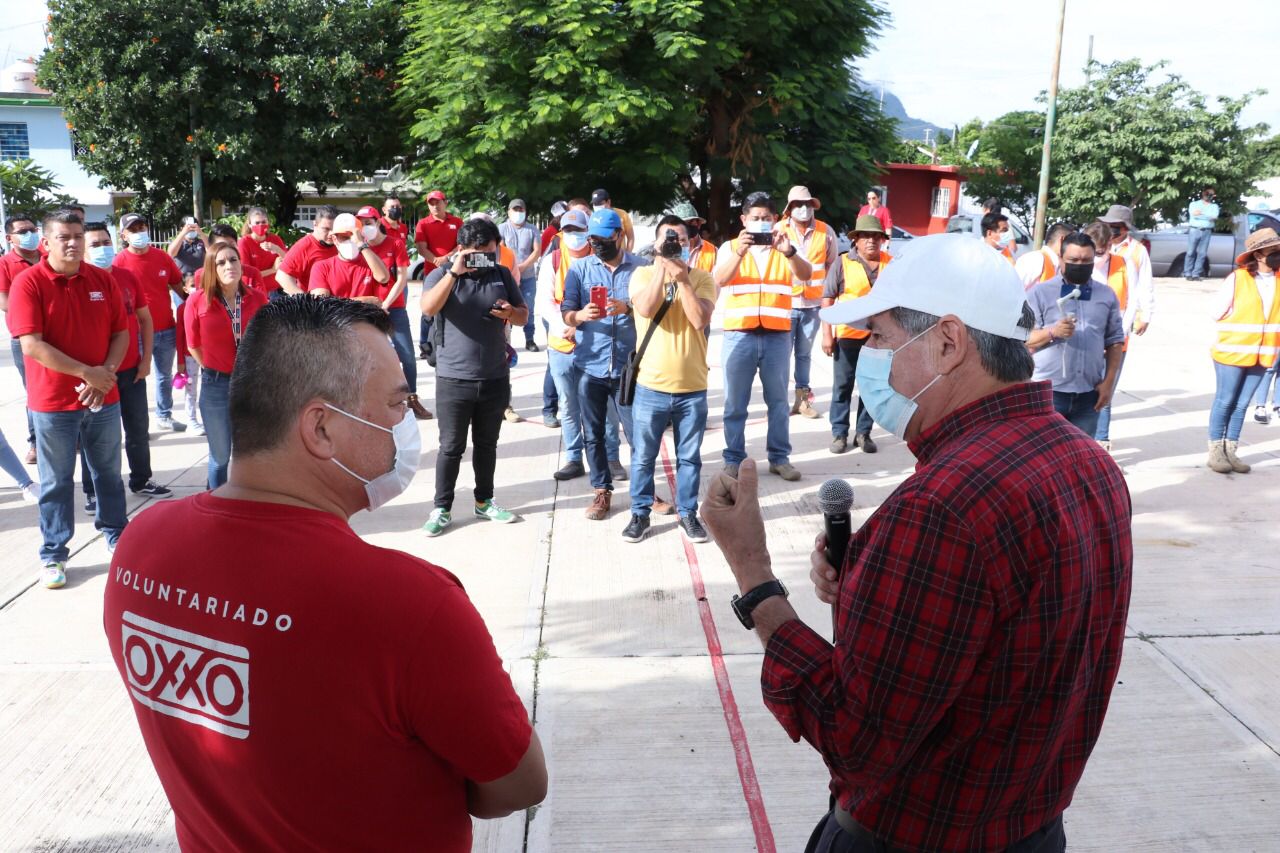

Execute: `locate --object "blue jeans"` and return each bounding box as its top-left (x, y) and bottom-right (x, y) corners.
top-left (519, 278), bottom-right (537, 341)
top-left (629, 386), bottom-right (707, 518)
top-left (419, 314), bottom-right (433, 356)
top-left (541, 322), bottom-right (558, 418)
top-left (151, 327), bottom-right (177, 420)
top-left (1254, 364), bottom-right (1278, 408)
top-left (32, 404), bottom-right (127, 563)
top-left (0, 424), bottom-right (33, 488)
top-left (722, 330), bottom-right (791, 466)
top-left (387, 307), bottom-right (418, 394)
top-left (790, 307), bottom-right (821, 389)
top-left (82, 366), bottom-right (152, 495)
top-left (1052, 389), bottom-right (1100, 437)
top-left (577, 373), bottom-right (632, 490)
top-left (11, 337), bottom-right (35, 445)
top-left (1210, 362), bottom-right (1266, 441)
top-left (548, 349), bottom-right (620, 464)
top-left (199, 370), bottom-right (233, 489)
top-left (1094, 352), bottom-right (1126, 441)
top-left (830, 339), bottom-right (875, 437)
top-left (1185, 227), bottom-right (1212, 278)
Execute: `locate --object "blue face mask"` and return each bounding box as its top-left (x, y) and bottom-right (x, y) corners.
top-left (680, 246), bottom-right (691, 263)
top-left (16, 231), bottom-right (40, 252)
top-left (563, 232), bottom-right (588, 251)
top-left (127, 231), bottom-right (151, 250)
top-left (854, 325), bottom-right (942, 441)
top-left (997, 228), bottom-right (1014, 248)
top-left (87, 244), bottom-right (116, 269)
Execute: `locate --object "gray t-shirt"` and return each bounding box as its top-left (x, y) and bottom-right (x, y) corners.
top-left (423, 263), bottom-right (525, 381)
top-left (1028, 276), bottom-right (1125, 394)
top-left (498, 222), bottom-right (539, 280)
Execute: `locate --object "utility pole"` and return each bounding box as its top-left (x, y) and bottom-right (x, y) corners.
top-left (1033, 0), bottom-right (1067, 249)
top-left (1086, 35), bottom-right (1094, 83)
top-left (189, 102), bottom-right (204, 220)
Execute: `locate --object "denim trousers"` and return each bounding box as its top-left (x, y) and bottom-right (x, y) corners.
top-left (542, 322), bottom-right (559, 417)
top-left (387, 307), bottom-right (419, 394)
top-left (1253, 364), bottom-right (1278, 408)
top-left (33, 404), bottom-right (127, 562)
top-left (548, 349), bottom-right (621, 465)
top-left (82, 367), bottom-right (152, 495)
top-left (790, 307), bottom-right (822, 389)
top-left (0, 424), bottom-right (33, 488)
top-left (10, 336), bottom-right (34, 444)
top-left (1209, 361), bottom-right (1266, 441)
top-left (519, 278), bottom-right (537, 340)
top-left (1094, 352), bottom-right (1126, 441)
top-left (434, 376), bottom-right (509, 510)
top-left (1052, 389), bottom-right (1100, 437)
top-left (722, 330), bottom-right (792, 466)
top-left (629, 385), bottom-right (708, 518)
top-left (830, 338), bottom-right (875, 437)
top-left (1185, 227), bottom-right (1212, 278)
top-left (199, 370), bottom-right (233, 489)
top-left (578, 372), bottom-right (633, 490)
top-left (151, 327), bottom-right (177, 420)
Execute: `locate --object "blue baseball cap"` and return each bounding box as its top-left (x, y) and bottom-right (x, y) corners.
top-left (560, 209), bottom-right (589, 231)
top-left (587, 208), bottom-right (622, 238)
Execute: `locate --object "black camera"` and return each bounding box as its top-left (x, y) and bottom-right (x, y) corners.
top-left (659, 229), bottom-right (683, 259)
top-left (464, 251), bottom-right (497, 270)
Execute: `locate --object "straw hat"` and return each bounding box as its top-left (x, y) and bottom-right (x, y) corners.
top-left (1236, 227), bottom-right (1280, 267)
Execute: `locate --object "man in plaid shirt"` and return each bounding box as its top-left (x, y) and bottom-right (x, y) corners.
top-left (702, 234), bottom-right (1133, 853)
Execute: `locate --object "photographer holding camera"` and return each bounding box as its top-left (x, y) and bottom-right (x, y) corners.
top-left (419, 218), bottom-right (528, 537)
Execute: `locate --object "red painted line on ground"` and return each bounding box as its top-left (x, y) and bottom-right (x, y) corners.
top-left (659, 439), bottom-right (776, 853)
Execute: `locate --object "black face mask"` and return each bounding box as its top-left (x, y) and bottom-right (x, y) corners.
top-left (1063, 262), bottom-right (1093, 285)
top-left (386, 208), bottom-right (403, 221)
top-left (1265, 252), bottom-right (1280, 273)
top-left (591, 238), bottom-right (620, 262)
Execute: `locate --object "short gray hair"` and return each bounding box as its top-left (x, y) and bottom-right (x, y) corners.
top-left (889, 306), bottom-right (1034, 383)
top-left (230, 296), bottom-right (393, 456)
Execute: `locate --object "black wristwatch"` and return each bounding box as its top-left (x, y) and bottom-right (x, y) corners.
top-left (784, 245), bottom-right (798, 258)
top-left (731, 580), bottom-right (789, 629)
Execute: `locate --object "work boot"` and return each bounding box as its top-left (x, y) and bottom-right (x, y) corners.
top-left (829, 435), bottom-right (849, 455)
top-left (1223, 440), bottom-right (1251, 474)
top-left (769, 462), bottom-right (801, 481)
top-left (790, 388), bottom-right (803, 416)
top-left (1205, 440), bottom-right (1233, 474)
top-left (652, 497), bottom-right (675, 516)
top-left (407, 394), bottom-right (433, 420)
top-left (853, 432), bottom-right (878, 453)
top-left (797, 388), bottom-right (820, 419)
top-left (25, 444), bottom-right (36, 465)
top-left (586, 488), bottom-right (612, 520)
top-left (504, 406), bottom-right (523, 424)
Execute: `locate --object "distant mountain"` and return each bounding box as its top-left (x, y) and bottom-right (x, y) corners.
top-left (872, 89), bottom-right (948, 142)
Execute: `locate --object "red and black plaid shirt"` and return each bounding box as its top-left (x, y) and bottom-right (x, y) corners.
top-left (762, 382), bottom-right (1133, 851)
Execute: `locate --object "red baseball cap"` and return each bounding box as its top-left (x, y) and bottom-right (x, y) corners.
top-left (356, 205), bottom-right (379, 219)
top-left (426, 190), bottom-right (447, 202)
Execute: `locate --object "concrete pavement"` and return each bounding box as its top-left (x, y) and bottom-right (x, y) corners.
top-left (1, 277), bottom-right (1278, 851)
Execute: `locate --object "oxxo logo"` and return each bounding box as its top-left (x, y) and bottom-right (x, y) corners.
top-left (121, 611), bottom-right (250, 739)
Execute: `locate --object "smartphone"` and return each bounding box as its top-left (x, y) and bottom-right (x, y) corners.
top-left (464, 251), bottom-right (497, 270)
top-left (750, 231), bottom-right (774, 246)
top-left (590, 286), bottom-right (608, 311)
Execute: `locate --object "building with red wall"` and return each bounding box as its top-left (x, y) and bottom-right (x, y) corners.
top-left (875, 163), bottom-right (964, 236)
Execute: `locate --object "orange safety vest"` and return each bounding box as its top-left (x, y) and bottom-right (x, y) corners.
top-left (1000, 241), bottom-right (1016, 264)
top-left (691, 241), bottom-right (717, 273)
top-left (500, 245), bottom-right (519, 282)
top-left (547, 250), bottom-right (578, 354)
top-left (722, 240), bottom-right (793, 332)
top-left (1038, 249), bottom-right (1058, 283)
top-left (782, 219), bottom-right (831, 300)
top-left (833, 252), bottom-right (893, 340)
top-left (1099, 255), bottom-right (1131, 353)
top-left (1212, 269), bottom-right (1280, 368)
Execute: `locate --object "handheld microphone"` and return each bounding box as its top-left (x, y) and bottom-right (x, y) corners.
top-left (818, 478), bottom-right (854, 577)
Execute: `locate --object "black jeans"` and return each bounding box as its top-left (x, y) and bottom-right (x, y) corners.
top-left (831, 338), bottom-right (875, 438)
top-left (805, 810), bottom-right (1065, 853)
top-left (578, 372), bottom-right (629, 491)
top-left (83, 366), bottom-right (152, 495)
top-left (433, 376), bottom-right (509, 510)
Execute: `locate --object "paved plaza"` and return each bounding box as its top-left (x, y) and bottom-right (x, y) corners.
top-left (1, 277), bottom-right (1278, 852)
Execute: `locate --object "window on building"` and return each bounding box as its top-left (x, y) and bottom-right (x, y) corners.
top-left (0, 122), bottom-right (31, 160)
top-left (930, 186), bottom-right (952, 218)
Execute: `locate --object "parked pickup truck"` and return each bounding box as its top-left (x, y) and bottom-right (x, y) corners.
top-left (1141, 210), bottom-right (1280, 278)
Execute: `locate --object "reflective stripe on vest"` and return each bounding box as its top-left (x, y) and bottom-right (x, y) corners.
top-left (784, 219), bottom-right (830, 300)
top-left (1212, 269), bottom-right (1280, 368)
top-left (547, 250), bottom-right (576, 354)
top-left (691, 241), bottom-right (717, 273)
top-left (834, 252), bottom-right (893, 340)
top-left (723, 240), bottom-right (793, 331)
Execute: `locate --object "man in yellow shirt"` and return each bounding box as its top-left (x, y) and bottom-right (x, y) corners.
top-left (623, 216), bottom-right (717, 544)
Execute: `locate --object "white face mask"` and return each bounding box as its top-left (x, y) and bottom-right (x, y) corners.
top-left (336, 240), bottom-right (360, 261)
top-left (325, 404), bottom-right (421, 511)
top-left (791, 205), bottom-right (813, 222)
top-left (510, 210), bottom-right (526, 226)
top-left (563, 232), bottom-right (588, 251)
top-left (361, 224), bottom-right (379, 242)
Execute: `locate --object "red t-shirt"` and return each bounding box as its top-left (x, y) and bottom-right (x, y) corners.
top-left (413, 214), bottom-right (463, 270)
top-left (371, 235), bottom-right (410, 308)
top-left (183, 285), bottom-right (268, 374)
top-left (540, 224), bottom-right (559, 254)
top-left (0, 248), bottom-right (40, 296)
top-left (113, 247), bottom-right (183, 331)
top-left (278, 235), bottom-right (338, 291)
top-left (6, 259), bottom-right (127, 412)
top-left (236, 233), bottom-right (287, 292)
top-left (309, 255), bottom-right (382, 299)
top-left (381, 217), bottom-right (409, 245)
top-left (103, 494), bottom-right (531, 852)
top-left (112, 266), bottom-right (147, 373)
top-left (193, 263), bottom-right (263, 293)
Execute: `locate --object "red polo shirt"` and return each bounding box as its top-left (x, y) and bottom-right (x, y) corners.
top-left (112, 266), bottom-right (147, 373)
top-left (236, 233), bottom-right (287, 292)
top-left (184, 285), bottom-right (268, 374)
top-left (310, 255), bottom-right (380, 299)
top-left (413, 214), bottom-right (462, 270)
top-left (6, 259), bottom-right (128, 412)
top-left (278, 235), bottom-right (338, 290)
top-left (370, 235), bottom-right (410, 308)
top-left (381, 217), bottom-right (409, 245)
top-left (113, 247), bottom-right (183, 331)
top-left (0, 248), bottom-right (40, 297)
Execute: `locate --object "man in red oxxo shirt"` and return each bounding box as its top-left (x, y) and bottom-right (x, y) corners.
top-left (381, 194), bottom-right (409, 244)
top-left (275, 204), bottom-right (338, 295)
top-left (104, 297), bottom-right (546, 851)
top-left (7, 210), bottom-right (131, 590)
top-left (307, 212), bottom-right (390, 300)
top-left (701, 234), bottom-right (1133, 853)
top-left (414, 189), bottom-right (462, 358)
top-left (114, 212), bottom-right (189, 432)
top-left (1, 213), bottom-right (44, 462)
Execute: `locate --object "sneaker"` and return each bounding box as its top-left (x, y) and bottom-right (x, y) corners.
top-left (474, 499), bottom-right (517, 524)
top-left (621, 513), bottom-right (650, 542)
top-left (680, 514), bottom-right (710, 543)
top-left (1254, 406), bottom-right (1271, 425)
top-left (156, 417), bottom-right (187, 433)
top-left (543, 414), bottom-right (561, 428)
top-left (853, 432), bottom-right (878, 454)
top-left (652, 497), bottom-right (676, 516)
top-left (504, 406), bottom-right (523, 424)
top-left (25, 444), bottom-right (36, 465)
top-left (107, 538), bottom-right (117, 555)
top-left (722, 462), bottom-right (740, 479)
top-left (192, 421), bottom-right (206, 436)
top-left (408, 394), bottom-right (433, 420)
top-left (40, 561), bottom-right (66, 590)
top-left (769, 462), bottom-right (801, 481)
top-left (84, 494), bottom-right (97, 513)
top-left (132, 481), bottom-right (174, 498)
top-left (829, 435), bottom-right (849, 455)
top-left (1097, 439), bottom-right (1113, 453)
top-left (21, 482), bottom-right (40, 504)
top-left (422, 508), bottom-right (452, 537)
top-left (553, 460), bottom-right (585, 481)
top-left (609, 459), bottom-right (628, 482)
top-left (526, 340), bottom-right (540, 353)
top-left (585, 488), bottom-right (612, 520)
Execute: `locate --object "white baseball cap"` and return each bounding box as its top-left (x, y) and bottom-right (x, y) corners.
top-left (821, 233), bottom-right (1030, 341)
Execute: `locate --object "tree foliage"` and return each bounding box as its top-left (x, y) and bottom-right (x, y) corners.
top-left (1047, 60), bottom-right (1269, 229)
top-left (0, 158), bottom-right (77, 219)
top-left (961, 111), bottom-right (1044, 228)
top-left (398, 0), bottom-right (897, 238)
top-left (38, 0), bottom-right (406, 225)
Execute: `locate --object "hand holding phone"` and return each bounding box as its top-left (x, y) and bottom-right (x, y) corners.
top-left (590, 286), bottom-right (608, 311)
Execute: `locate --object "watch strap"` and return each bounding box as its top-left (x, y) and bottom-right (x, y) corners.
top-left (731, 579), bottom-right (789, 629)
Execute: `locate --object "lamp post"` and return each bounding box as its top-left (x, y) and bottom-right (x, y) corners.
top-left (1033, 0), bottom-right (1067, 249)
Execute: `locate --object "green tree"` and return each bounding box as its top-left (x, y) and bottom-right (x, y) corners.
top-left (961, 111), bottom-right (1044, 227)
top-left (0, 158), bottom-right (77, 219)
top-left (1048, 60), bottom-right (1269, 229)
top-left (38, 0), bottom-right (406, 226)
top-left (398, 0), bottom-right (897, 238)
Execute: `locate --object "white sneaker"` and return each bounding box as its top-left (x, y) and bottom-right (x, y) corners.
top-left (40, 561), bottom-right (66, 589)
top-left (193, 422), bottom-right (206, 436)
top-left (22, 482), bottom-right (40, 504)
